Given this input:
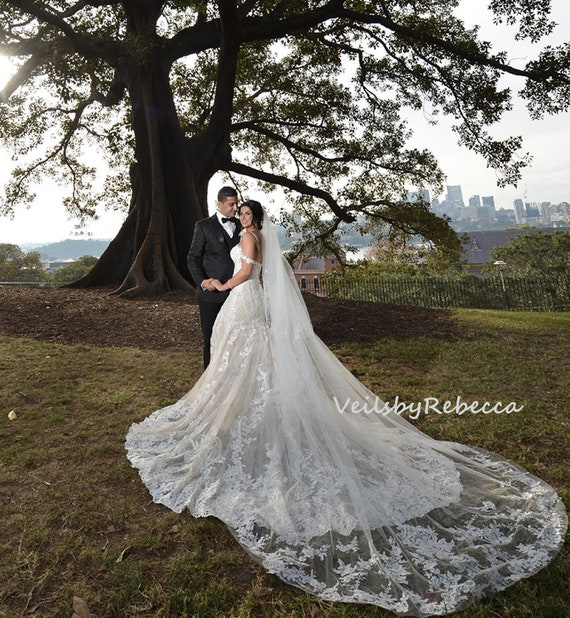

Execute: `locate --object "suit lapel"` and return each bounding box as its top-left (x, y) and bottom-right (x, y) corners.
top-left (210, 214), bottom-right (228, 241)
top-left (231, 224), bottom-right (241, 246)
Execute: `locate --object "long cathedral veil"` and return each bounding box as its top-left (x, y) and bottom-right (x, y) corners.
top-left (256, 211), bottom-right (566, 615)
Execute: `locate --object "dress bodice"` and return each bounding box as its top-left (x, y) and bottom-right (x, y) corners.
top-left (213, 242), bottom-right (265, 331)
top-left (230, 243), bottom-right (262, 280)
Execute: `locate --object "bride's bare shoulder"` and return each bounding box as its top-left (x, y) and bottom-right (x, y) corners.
top-left (243, 229), bottom-right (262, 251)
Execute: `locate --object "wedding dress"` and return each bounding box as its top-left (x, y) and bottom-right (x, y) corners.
top-left (126, 216), bottom-right (567, 617)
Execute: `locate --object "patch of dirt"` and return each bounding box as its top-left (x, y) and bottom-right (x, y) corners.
top-left (0, 285), bottom-right (457, 349)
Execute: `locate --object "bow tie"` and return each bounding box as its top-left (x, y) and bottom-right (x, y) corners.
top-left (221, 217), bottom-right (236, 224)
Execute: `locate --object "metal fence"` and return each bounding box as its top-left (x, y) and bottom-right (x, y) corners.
top-left (3, 277), bottom-right (568, 312)
top-left (305, 274), bottom-right (570, 312)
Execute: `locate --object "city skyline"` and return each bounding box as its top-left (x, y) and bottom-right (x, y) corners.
top-left (430, 182), bottom-right (569, 233)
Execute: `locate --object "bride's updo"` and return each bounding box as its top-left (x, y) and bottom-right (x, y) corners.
top-left (240, 200), bottom-right (264, 229)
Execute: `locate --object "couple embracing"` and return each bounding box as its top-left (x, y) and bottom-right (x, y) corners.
top-left (186, 185), bottom-right (262, 368)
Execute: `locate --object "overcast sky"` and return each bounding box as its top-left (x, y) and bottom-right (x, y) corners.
top-left (419, 0), bottom-right (570, 207)
top-left (1, 0), bottom-right (568, 244)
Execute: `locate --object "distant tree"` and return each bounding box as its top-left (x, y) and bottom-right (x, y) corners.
top-left (361, 238), bottom-right (424, 276)
top-left (359, 228), bottom-right (467, 275)
top-left (1, 1), bottom-right (569, 296)
top-left (0, 244), bottom-right (48, 282)
top-left (486, 231), bottom-right (570, 276)
top-left (52, 255), bottom-right (99, 286)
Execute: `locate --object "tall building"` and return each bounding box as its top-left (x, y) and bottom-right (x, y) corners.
top-left (526, 202), bottom-right (540, 219)
top-left (513, 199), bottom-right (542, 224)
top-left (539, 202), bottom-right (552, 224)
top-left (513, 199), bottom-right (525, 224)
top-left (478, 195), bottom-right (496, 219)
top-left (482, 196), bottom-right (496, 212)
top-left (468, 195), bottom-right (481, 208)
top-left (446, 185), bottom-right (464, 207)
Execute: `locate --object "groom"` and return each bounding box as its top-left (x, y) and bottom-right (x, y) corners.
top-left (187, 186), bottom-right (240, 368)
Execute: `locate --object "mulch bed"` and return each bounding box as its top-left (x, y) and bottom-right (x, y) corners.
top-left (0, 285), bottom-right (457, 350)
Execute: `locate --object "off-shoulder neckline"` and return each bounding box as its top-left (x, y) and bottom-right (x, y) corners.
top-left (235, 243), bottom-right (262, 265)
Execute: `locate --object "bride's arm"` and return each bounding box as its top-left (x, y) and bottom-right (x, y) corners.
top-left (212, 232), bottom-right (257, 291)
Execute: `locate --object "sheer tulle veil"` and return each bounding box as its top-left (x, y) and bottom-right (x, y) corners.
top-left (255, 210), bottom-right (566, 614)
top-left (261, 209), bottom-right (314, 339)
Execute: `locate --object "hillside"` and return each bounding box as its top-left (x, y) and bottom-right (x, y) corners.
top-left (31, 238), bottom-right (110, 260)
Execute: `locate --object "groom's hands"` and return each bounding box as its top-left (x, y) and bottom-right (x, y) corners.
top-left (201, 278), bottom-right (216, 291)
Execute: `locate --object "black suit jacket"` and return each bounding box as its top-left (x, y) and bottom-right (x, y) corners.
top-left (187, 214), bottom-right (240, 304)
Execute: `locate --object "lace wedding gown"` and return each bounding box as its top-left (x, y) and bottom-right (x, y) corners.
top-left (126, 225), bottom-right (567, 617)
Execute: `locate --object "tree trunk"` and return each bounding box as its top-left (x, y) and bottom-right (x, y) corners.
top-left (69, 0), bottom-right (227, 298)
top-left (71, 62), bottom-right (215, 297)
top-left (71, 2), bottom-right (238, 298)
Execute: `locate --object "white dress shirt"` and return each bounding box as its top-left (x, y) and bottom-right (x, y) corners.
top-left (216, 211), bottom-right (236, 237)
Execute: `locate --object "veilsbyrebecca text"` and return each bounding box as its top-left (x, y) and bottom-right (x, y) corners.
top-left (334, 396), bottom-right (523, 419)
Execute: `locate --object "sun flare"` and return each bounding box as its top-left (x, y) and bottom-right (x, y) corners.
top-left (0, 55), bottom-right (15, 91)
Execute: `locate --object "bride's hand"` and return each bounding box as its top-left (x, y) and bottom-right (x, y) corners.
top-left (212, 279), bottom-right (227, 291)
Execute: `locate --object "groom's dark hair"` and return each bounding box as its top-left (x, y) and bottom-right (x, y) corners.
top-left (217, 186), bottom-right (238, 202)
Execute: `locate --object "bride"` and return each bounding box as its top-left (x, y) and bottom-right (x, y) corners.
top-left (126, 200), bottom-right (567, 617)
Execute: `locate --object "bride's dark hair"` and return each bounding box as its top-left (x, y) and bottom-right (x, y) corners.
top-left (240, 200), bottom-right (264, 229)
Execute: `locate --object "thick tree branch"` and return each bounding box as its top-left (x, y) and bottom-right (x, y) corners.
top-left (165, 1), bottom-right (568, 90)
top-left (336, 7), bottom-right (570, 85)
top-left (7, 0), bottom-right (89, 45)
top-left (200, 1), bottom-right (241, 153)
top-left (231, 121), bottom-right (352, 164)
top-left (165, 0), bottom-right (344, 60)
top-left (5, 0), bottom-right (118, 58)
top-left (0, 53), bottom-right (45, 102)
top-left (227, 160), bottom-right (354, 223)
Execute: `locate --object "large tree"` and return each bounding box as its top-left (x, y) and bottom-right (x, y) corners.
top-left (1, 1), bottom-right (568, 297)
top-left (488, 230), bottom-right (570, 276)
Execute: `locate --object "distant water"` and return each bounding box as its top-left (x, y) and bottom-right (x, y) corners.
top-left (346, 247), bottom-right (369, 262)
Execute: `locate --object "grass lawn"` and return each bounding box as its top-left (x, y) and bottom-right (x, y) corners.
top-left (0, 308), bottom-right (568, 617)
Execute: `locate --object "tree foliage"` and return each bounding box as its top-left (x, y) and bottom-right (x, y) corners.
top-left (361, 236), bottom-right (468, 276)
top-left (0, 243), bottom-right (48, 282)
top-left (0, 1), bottom-right (569, 296)
top-left (52, 255), bottom-right (99, 285)
top-left (486, 230), bottom-right (570, 276)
